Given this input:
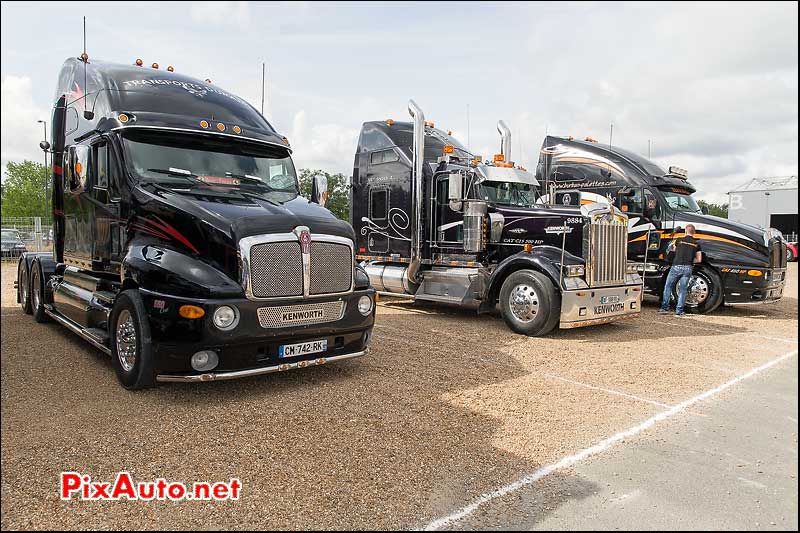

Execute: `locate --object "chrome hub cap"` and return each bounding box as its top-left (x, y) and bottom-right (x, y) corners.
top-left (116, 310), bottom-right (137, 372)
top-left (509, 284), bottom-right (540, 322)
top-left (19, 265), bottom-right (28, 307)
top-left (31, 269), bottom-right (40, 310)
top-left (686, 275), bottom-right (709, 306)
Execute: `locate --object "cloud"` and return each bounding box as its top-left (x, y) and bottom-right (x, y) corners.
top-left (1, 75), bottom-right (48, 176)
top-left (288, 110), bottom-right (360, 173)
top-left (190, 1), bottom-right (251, 28)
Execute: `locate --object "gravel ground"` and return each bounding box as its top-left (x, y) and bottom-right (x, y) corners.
top-left (1, 262), bottom-right (797, 530)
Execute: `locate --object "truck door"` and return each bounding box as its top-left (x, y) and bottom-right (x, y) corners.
top-left (619, 187), bottom-right (662, 259)
top-left (91, 139), bottom-right (124, 268)
top-left (63, 144), bottom-right (94, 265)
top-left (433, 173), bottom-right (464, 250)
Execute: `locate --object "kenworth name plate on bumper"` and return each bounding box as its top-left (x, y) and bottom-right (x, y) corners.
top-left (559, 284), bottom-right (642, 328)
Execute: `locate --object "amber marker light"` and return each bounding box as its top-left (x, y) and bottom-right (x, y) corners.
top-left (386, 119), bottom-right (395, 125)
top-left (523, 244), bottom-right (533, 253)
top-left (217, 123), bottom-right (226, 132)
top-left (179, 305), bottom-right (205, 319)
top-left (443, 145), bottom-right (454, 154)
top-left (747, 270), bottom-right (763, 277)
top-left (118, 113), bottom-right (129, 123)
top-left (200, 120), bottom-right (209, 129)
top-left (135, 58), bottom-right (143, 66)
top-left (167, 66), bottom-right (174, 72)
top-left (494, 153), bottom-right (505, 163)
top-left (233, 125), bottom-right (241, 134)
top-left (205, 78), bottom-right (212, 83)
top-left (75, 162), bottom-right (82, 175)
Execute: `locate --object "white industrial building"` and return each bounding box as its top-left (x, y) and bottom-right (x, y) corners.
top-left (728, 175), bottom-right (798, 241)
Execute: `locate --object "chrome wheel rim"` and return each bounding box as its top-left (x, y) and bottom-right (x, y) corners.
top-left (686, 274), bottom-right (710, 306)
top-left (31, 268), bottom-right (41, 310)
top-left (116, 310), bottom-right (137, 372)
top-left (19, 264), bottom-right (28, 308)
top-left (509, 284), bottom-right (540, 322)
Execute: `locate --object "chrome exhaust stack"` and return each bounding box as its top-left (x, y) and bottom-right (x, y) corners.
top-left (497, 120), bottom-right (512, 163)
top-left (407, 99), bottom-right (425, 284)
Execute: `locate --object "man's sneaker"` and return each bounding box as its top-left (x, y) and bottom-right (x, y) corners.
top-left (675, 312), bottom-right (686, 317)
top-left (657, 309), bottom-right (671, 315)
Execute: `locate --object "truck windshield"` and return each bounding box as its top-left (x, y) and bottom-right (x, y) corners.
top-left (123, 132), bottom-right (299, 195)
top-left (660, 189), bottom-right (701, 213)
top-left (479, 181), bottom-right (535, 207)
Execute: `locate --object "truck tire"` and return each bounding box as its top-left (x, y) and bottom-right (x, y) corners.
top-left (682, 265), bottom-right (723, 314)
top-left (17, 259), bottom-right (32, 314)
top-left (499, 269), bottom-right (561, 336)
top-left (788, 247), bottom-right (796, 262)
top-left (30, 260), bottom-right (49, 323)
top-left (110, 290), bottom-right (156, 390)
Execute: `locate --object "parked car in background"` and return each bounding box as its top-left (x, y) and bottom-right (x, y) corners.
top-left (786, 241), bottom-right (798, 262)
top-left (1, 229), bottom-right (28, 259)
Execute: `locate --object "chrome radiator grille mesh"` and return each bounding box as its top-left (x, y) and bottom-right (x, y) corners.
top-left (585, 219), bottom-right (627, 288)
top-left (257, 301), bottom-right (345, 328)
top-left (309, 242), bottom-right (353, 295)
top-left (249, 242), bottom-right (303, 298)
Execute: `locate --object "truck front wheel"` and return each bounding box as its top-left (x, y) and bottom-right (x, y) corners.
top-left (499, 269), bottom-right (561, 336)
top-left (683, 265), bottom-right (723, 314)
top-left (110, 291), bottom-right (156, 390)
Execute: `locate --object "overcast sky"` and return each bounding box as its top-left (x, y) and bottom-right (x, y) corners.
top-left (1, 1), bottom-right (797, 204)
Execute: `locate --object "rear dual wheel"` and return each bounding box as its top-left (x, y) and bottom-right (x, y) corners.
top-left (17, 259), bottom-right (31, 314)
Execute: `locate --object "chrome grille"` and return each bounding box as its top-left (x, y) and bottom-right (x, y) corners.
top-left (585, 217), bottom-right (627, 288)
top-left (250, 241), bottom-right (303, 298)
top-left (309, 242), bottom-right (353, 295)
top-left (257, 301), bottom-right (345, 328)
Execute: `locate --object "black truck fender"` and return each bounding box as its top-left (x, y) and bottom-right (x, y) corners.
top-left (121, 244), bottom-right (244, 300)
top-left (478, 246), bottom-right (584, 314)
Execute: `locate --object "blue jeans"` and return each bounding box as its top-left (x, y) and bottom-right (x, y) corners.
top-left (660, 265), bottom-right (694, 314)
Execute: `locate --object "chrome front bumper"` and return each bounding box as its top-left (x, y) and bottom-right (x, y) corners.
top-left (559, 284), bottom-right (642, 329)
top-left (156, 350), bottom-right (366, 383)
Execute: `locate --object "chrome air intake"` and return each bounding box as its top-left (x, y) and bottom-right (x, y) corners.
top-left (463, 200), bottom-right (487, 252)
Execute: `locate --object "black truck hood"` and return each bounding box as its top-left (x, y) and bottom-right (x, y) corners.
top-left (671, 211), bottom-right (766, 247)
top-left (130, 184), bottom-right (354, 280)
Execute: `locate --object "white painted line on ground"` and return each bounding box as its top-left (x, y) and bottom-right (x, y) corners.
top-left (422, 348), bottom-right (798, 531)
top-left (541, 373), bottom-right (673, 409)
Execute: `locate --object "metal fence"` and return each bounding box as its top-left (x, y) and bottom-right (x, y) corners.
top-left (1, 217), bottom-right (52, 261)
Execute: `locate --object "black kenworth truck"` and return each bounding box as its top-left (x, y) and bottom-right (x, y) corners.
top-left (16, 57), bottom-right (375, 389)
top-left (535, 136), bottom-right (788, 313)
top-left (351, 101), bottom-right (642, 336)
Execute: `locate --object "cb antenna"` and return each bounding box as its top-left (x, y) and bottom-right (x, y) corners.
top-left (81, 16), bottom-right (88, 116)
top-left (261, 62), bottom-right (265, 116)
top-left (609, 123), bottom-right (613, 148)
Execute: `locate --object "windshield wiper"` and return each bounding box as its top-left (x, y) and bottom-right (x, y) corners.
top-left (225, 173), bottom-right (298, 193)
top-left (147, 167), bottom-right (197, 178)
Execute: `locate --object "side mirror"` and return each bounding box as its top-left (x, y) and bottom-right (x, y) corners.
top-left (39, 141), bottom-right (51, 152)
top-left (647, 231), bottom-right (661, 250)
top-left (447, 173), bottom-right (463, 201)
top-left (311, 173), bottom-right (328, 206)
top-left (701, 205), bottom-right (709, 215)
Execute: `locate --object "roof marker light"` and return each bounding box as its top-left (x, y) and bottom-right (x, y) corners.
top-left (151, 63), bottom-right (159, 69)
top-left (233, 126), bottom-right (241, 134)
top-left (585, 137), bottom-right (598, 142)
top-left (80, 52), bottom-right (89, 62)
top-left (424, 121), bottom-right (435, 128)
top-left (135, 58), bottom-right (143, 66)
top-left (217, 123), bottom-right (226, 132)
top-left (167, 66), bottom-right (174, 72)
top-left (447, 130), bottom-right (453, 136)
top-left (118, 114), bottom-right (129, 123)
top-left (205, 79), bottom-right (212, 84)
top-left (282, 137), bottom-right (290, 146)
top-left (200, 120), bottom-right (209, 129)
top-left (493, 153), bottom-right (505, 162)
top-left (386, 119), bottom-right (395, 125)
top-left (443, 145), bottom-right (454, 154)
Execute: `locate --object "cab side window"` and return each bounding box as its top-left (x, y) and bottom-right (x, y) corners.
top-left (620, 188), bottom-right (643, 214)
top-left (436, 177), bottom-right (449, 205)
top-left (369, 188), bottom-right (388, 221)
top-left (95, 143), bottom-right (108, 189)
top-left (370, 149), bottom-right (399, 165)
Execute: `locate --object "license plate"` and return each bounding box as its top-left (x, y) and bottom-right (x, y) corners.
top-left (278, 339), bottom-right (328, 359)
top-left (600, 295), bottom-right (621, 304)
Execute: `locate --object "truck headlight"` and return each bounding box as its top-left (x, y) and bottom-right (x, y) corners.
top-left (627, 263), bottom-right (639, 274)
top-left (213, 305), bottom-right (239, 330)
top-left (564, 265), bottom-right (585, 277)
top-left (358, 295), bottom-right (373, 315)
